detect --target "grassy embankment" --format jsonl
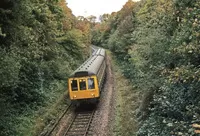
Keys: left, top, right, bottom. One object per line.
{"left": 109, "top": 52, "right": 141, "bottom": 136}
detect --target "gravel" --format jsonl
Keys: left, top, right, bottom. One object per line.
{"left": 92, "top": 53, "right": 117, "bottom": 136}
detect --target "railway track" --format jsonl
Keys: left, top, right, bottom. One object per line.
{"left": 41, "top": 103, "right": 73, "bottom": 136}
{"left": 64, "top": 106, "right": 96, "bottom": 136}
{"left": 40, "top": 103, "right": 96, "bottom": 136}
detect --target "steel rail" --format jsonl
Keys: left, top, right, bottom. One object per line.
{"left": 64, "top": 110, "right": 95, "bottom": 136}
{"left": 64, "top": 111, "right": 78, "bottom": 136}
{"left": 42, "top": 103, "right": 72, "bottom": 136}
{"left": 83, "top": 110, "right": 95, "bottom": 136}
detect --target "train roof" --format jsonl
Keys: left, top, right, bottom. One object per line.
{"left": 70, "top": 48, "right": 106, "bottom": 78}
{"left": 94, "top": 48, "right": 105, "bottom": 56}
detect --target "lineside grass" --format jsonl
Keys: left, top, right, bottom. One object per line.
{"left": 110, "top": 53, "right": 141, "bottom": 136}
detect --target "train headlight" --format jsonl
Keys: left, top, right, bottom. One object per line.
{"left": 73, "top": 95, "right": 77, "bottom": 98}
{"left": 91, "top": 93, "right": 95, "bottom": 97}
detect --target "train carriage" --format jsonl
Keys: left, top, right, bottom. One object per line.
{"left": 68, "top": 48, "right": 106, "bottom": 103}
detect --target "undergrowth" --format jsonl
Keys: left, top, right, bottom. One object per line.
{"left": 111, "top": 53, "right": 140, "bottom": 136}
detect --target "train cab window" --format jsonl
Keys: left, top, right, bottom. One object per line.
{"left": 71, "top": 80, "right": 78, "bottom": 91}
{"left": 88, "top": 78, "right": 95, "bottom": 89}
{"left": 79, "top": 79, "right": 86, "bottom": 90}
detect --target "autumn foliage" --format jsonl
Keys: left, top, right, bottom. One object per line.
{"left": 0, "top": 0, "right": 90, "bottom": 135}
{"left": 91, "top": 0, "right": 200, "bottom": 135}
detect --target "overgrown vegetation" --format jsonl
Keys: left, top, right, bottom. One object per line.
{"left": 0, "top": 0, "right": 92, "bottom": 135}
{"left": 92, "top": 0, "right": 200, "bottom": 135}
{"left": 1, "top": 0, "right": 200, "bottom": 135}
{"left": 111, "top": 53, "right": 140, "bottom": 136}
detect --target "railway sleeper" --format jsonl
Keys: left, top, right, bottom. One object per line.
{"left": 75, "top": 118, "right": 91, "bottom": 121}
{"left": 66, "top": 131, "right": 86, "bottom": 135}
{"left": 76, "top": 116, "right": 91, "bottom": 119}
{"left": 74, "top": 119, "right": 90, "bottom": 122}
{"left": 77, "top": 112, "right": 93, "bottom": 115}
{"left": 71, "top": 124, "right": 87, "bottom": 128}
{"left": 66, "top": 134, "right": 85, "bottom": 136}
{"left": 69, "top": 127, "right": 87, "bottom": 131}
{"left": 73, "top": 122, "right": 88, "bottom": 125}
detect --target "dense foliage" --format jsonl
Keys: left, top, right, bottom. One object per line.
{"left": 0, "top": 0, "right": 91, "bottom": 135}
{"left": 92, "top": 0, "right": 200, "bottom": 135}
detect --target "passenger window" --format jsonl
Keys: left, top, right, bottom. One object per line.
{"left": 71, "top": 80, "right": 78, "bottom": 91}
{"left": 79, "top": 80, "right": 86, "bottom": 90}
{"left": 88, "top": 78, "right": 95, "bottom": 89}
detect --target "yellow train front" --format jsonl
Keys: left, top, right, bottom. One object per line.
{"left": 68, "top": 48, "right": 106, "bottom": 104}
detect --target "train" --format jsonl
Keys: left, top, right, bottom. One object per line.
{"left": 68, "top": 47, "right": 106, "bottom": 104}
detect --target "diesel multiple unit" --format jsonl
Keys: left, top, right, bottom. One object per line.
{"left": 68, "top": 48, "right": 106, "bottom": 103}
